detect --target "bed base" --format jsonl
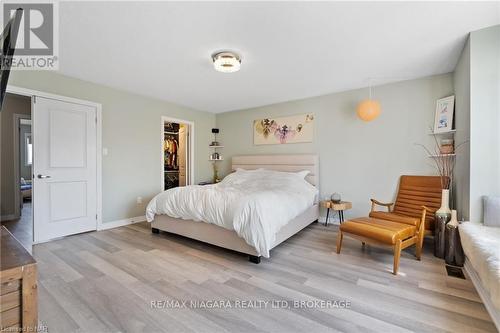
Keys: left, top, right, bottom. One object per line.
{"left": 151, "top": 204, "right": 319, "bottom": 263}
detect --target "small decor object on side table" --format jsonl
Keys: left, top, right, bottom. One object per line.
{"left": 330, "top": 192, "right": 341, "bottom": 203}
{"left": 321, "top": 200, "right": 352, "bottom": 226}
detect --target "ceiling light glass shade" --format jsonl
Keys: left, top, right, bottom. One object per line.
{"left": 212, "top": 52, "right": 241, "bottom": 73}
{"left": 357, "top": 99, "right": 381, "bottom": 122}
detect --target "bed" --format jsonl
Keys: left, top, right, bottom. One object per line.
{"left": 147, "top": 154, "right": 319, "bottom": 263}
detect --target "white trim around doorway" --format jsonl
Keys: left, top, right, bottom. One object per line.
{"left": 160, "top": 116, "right": 195, "bottom": 191}
{"left": 6, "top": 85, "right": 103, "bottom": 240}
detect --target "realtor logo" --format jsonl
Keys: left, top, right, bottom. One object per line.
{"left": 1, "top": 1, "right": 58, "bottom": 69}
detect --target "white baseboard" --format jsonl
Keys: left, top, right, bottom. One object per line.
{"left": 98, "top": 215, "right": 146, "bottom": 231}
{"left": 463, "top": 258, "right": 500, "bottom": 330}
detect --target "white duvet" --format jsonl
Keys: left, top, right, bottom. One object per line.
{"left": 146, "top": 169, "right": 318, "bottom": 257}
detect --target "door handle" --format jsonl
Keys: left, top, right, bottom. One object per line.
{"left": 37, "top": 174, "right": 51, "bottom": 179}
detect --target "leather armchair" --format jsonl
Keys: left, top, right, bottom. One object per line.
{"left": 337, "top": 175, "right": 444, "bottom": 274}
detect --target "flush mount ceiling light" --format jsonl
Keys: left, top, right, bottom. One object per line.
{"left": 212, "top": 51, "right": 241, "bottom": 73}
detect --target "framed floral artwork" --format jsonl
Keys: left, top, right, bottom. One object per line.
{"left": 433, "top": 96, "right": 455, "bottom": 133}
{"left": 254, "top": 113, "right": 314, "bottom": 145}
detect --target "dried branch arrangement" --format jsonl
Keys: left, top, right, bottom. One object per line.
{"left": 415, "top": 126, "right": 468, "bottom": 190}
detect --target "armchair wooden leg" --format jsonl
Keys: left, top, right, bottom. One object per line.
{"left": 416, "top": 238, "right": 422, "bottom": 260}
{"left": 336, "top": 231, "right": 343, "bottom": 254}
{"left": 393, "top": 239, "right": 402, "bottom": 275}
{"left": 416, "top": 235, "right": 424, "bottom": 260}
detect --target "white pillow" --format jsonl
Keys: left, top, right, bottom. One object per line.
{"left": 255, "top": 168, "right": 310, "bottom": 179}
{"left": 483, "top": 196, "right": 500, "bottom": 227}
{"left": 234, "top": 168, "right": 310, "bottom": 179}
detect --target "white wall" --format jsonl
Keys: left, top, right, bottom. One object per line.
{"left": 8, "top": 71, "right": 216, "bottom": 223}
{"left": 216, "top": 74, "right": 454, "bottom": 220}
{"left": 453, "top": 38, "right": 471, "bottom": 220}
{"left": 469, "top": 25, "right": 500, "bottom": 222}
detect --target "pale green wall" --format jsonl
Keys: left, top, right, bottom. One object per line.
{"left": 6, "top": 70, "right": 459, "bottom": 223}
{"left": 453, "top": 37, "right": 471, "bottom": 221}
{"left": 469, "top": 25, "right": 500, "bottom": 222}
{"left": 8, "top": 71, "right": 216, "bottom": 222}
{"left": 216, "top": 74, "right": 454, "bottom": 220}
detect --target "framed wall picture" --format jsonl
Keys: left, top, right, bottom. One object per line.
{"left": 433, "top": 96, "right": 455, "bottom": 133}
{"left": 254, "top": 113, "right": 314, "bottom": 145}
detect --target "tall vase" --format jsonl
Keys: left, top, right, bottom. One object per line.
{"left": 445, "top": 210, "right": 465, "bottom": 266}
{"left": 434, "top": 189, "right": 451, "bottom": 258}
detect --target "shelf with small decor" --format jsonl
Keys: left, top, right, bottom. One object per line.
{"left": 428, "top": 95, "right": 458, "bottom": 157}
{"left": 209, "top": 128, "right": 223, "bottom": 183}
{"left": 428, "top": 128, "right": 456, "bottom": 158}
{"left": 429, "top": 129, "right": 456, "bottom": 154}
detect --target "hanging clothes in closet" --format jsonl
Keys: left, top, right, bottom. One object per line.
{"left": 164, "top": 135, "right": 179, "bottom": 170}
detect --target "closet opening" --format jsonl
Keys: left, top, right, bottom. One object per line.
{"left": 162, "top": 117, "right": 193, "bottom": 190}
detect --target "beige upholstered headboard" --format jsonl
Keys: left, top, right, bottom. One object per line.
{"left": 231, "top": 154, "right": 319, "bottom": 186}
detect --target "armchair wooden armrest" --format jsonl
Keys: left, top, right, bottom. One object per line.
{"left": 418, "top": 205, "right": 434, "bottom": 230}
{"left": 419, "top": 205, "right": 431, "bottom": 226}
{"left": 421, "top": 205, "right": 432, "bottom": 213}
{"left": 370, "top": 199, "right": 394, "bottom": 212}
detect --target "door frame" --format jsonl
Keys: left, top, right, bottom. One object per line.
{"left": 160, "top": 116, "right": 195, "bottom": 191}
{"left": 6, "top": 85, "right": 103, "bottom": 241}
{"left": 12, "top": 113, "right": 31, "bottom": 221}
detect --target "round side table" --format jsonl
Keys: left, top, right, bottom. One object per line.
{"left": 320, "top": 201, "right": 352, "bottom": 226}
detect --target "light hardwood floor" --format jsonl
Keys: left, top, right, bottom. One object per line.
{"left": 1, "top": 201, "right": 32, "bottom": 251}
{"left": 31, "top": 222, "right": 496, "bottom": 333}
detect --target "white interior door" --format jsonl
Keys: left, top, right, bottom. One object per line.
{"left": 33, "top": 97, "right": 97, "bottom": 242}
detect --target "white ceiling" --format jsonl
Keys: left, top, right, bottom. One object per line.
{"left": 58, "top": 1, "right": 500, "bottom": 113}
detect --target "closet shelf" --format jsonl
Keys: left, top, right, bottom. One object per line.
{"left": 164, "top": 131, "right": 179, "bottom": 135}
{"left": 209, "top": 145, "right": 224, "bottom": 148}
{"left": 209, "top": 158, "right": 224, "bottom": 161}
